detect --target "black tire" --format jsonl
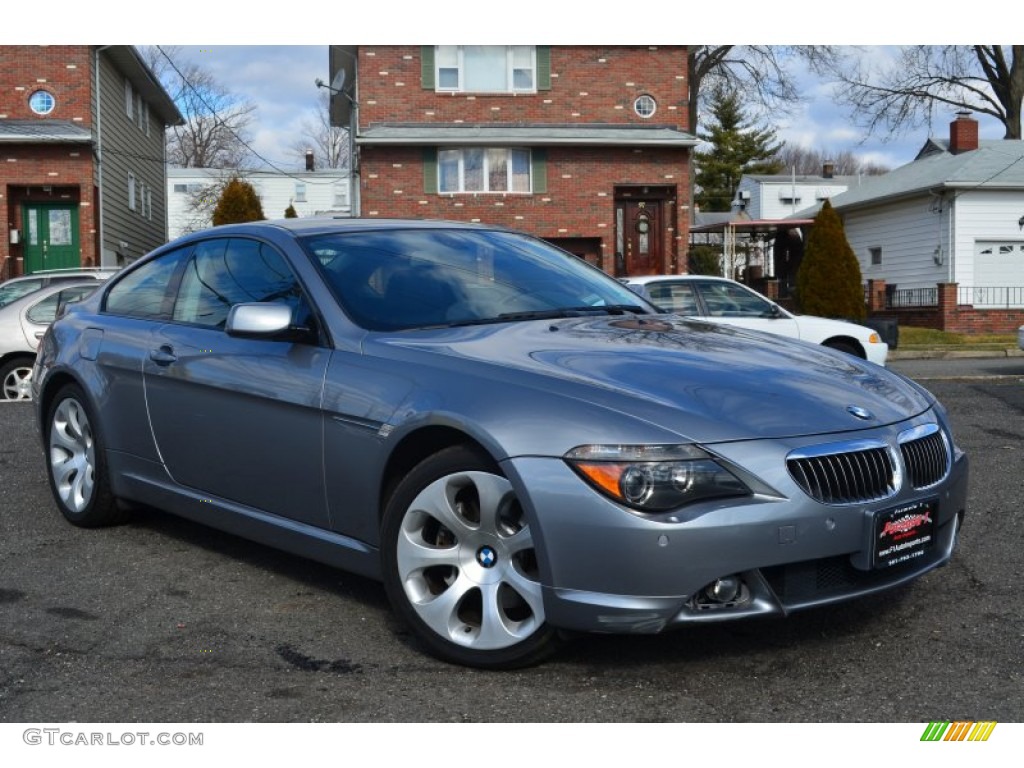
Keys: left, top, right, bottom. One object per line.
{"left": 44, "top": 383, "right": 128, "bottom": 527}
{"left": 381, "top": 445, "right": 561, "bottom": 669}
{"left": 823, "top": 339, "right": 864, "bottom": 359}
{"left": 0, "top": 356, "right": 35, "bottom": 401}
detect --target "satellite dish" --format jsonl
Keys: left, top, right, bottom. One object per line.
{"left": 330, "top": 68, "right": 347, "bottom": 94}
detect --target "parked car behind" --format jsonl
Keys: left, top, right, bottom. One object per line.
{"left": 0, "top": 267, "right": 118, "bottom": 308}
{"left": 1018, "top": 324, "right": 1024, "bottom": 351}
{"left": 33, "top": 219, "right": 966, "bottom": 668}
{"left": 1, "top": 282, "right": 99, "bottom": 400}
{"left": 624, "top": 274, "right": 889, "bottom": 366}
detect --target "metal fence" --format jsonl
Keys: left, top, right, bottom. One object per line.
{"left": 880, "top": 286, "right": 1024, "bottom": 309}
{"left": 958, "top": 286, "right": 1024, "bottom": 308}
{"left": 886, "top": 287, "right": 938, "bottom": 308}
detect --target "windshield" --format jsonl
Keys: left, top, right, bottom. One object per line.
{"left": 301, "top": 228, "right": 655, "bottom": 331}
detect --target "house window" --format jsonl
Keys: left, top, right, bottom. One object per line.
{"left": 125, "top": 79, "right": 133, "bottom": 118}
{"left": 145, "top": 187, "right": 153, "bottom": 220}
{"left": 294, "top": 183, "right": 307, "bottom": 203}
{"left": 127, "top": 173, "right": 136, "bottom": 211}
{"left": 333, "top": 183, "right": 347, "bottom": 207}
{"left": 435, "top": 46, "right": 536, "bottom": 93}
{"left": 634, "top": 94, "right": 657, "bottom": 119}
{"left": 438, "top": 148, "right": 531, "bottom": 193}
{"left": 870, "top": 247, "right": 882, "bottom": 266}
{"left": 29, "top": 90, "right": 56, "bottom": 115}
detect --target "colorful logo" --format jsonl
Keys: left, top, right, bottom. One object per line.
{"left": 921, "top": 721, "right": 997, "bottom": 741}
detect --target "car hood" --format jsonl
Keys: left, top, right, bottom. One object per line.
{"left": 375, "top": 315, "right": 932, "bottom": 443}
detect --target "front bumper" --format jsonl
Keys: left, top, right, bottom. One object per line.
{"left": 502, "top": 429, "right": 968, "bottom": 635}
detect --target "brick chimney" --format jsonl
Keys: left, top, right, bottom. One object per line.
{"left": 305, "top": 149, "right": 315, "bottom": 171}
{"left": 949, "top": 111, "right": 979, "bottom": 154}
{"left": 822, "top": 161, "right": 835, "bottom": 179}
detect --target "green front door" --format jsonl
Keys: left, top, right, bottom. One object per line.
{"left": 22, "top": 204, "right": 81, "bottom": 273}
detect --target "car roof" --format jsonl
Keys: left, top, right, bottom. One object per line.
{"left": 174, "top": 217, "right": 508, "bottom": 242}
{"left": 0, "top": 268, "right": 117, "bottom": 285}
{"left": 625, "top": 274, "right": 734, "bottom": 284}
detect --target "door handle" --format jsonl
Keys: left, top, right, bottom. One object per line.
{"left": 149, "top": 345, "right": 177, "bottom": 366}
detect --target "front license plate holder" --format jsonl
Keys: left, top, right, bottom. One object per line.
{"left": 872, "top": 499, "right": 938, "bottom": 569}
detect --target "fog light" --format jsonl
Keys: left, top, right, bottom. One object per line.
{"left": 703, "top": 575, "right": 742, "bottom": 604}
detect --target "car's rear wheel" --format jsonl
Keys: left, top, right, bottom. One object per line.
{"left": 381, "top": 445, "right": 560, "bottom": 668}
{"left": 45, "top": 383, "right": 127, "bottom": 527}
{"left": 0, "top": 357, "right": 34, "bottom": 401}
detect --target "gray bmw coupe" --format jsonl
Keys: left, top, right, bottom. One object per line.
{"left": 34, "top": 218, "right": 968, "bottom": 668}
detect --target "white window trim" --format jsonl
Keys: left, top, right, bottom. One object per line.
{"left": 435, "top": 46, "right": 537, "bottom": 94}
{"left": 438, "top": 148, "right": 532, "bottom": 194}
{"left": 294, "top": 182, "right": 307, "bottom": 203}
{"left": 125, "top": 79, "right": 133, "bottom": 118}
{"left": 127, "top": 173, "right": 136, "bottom": 211}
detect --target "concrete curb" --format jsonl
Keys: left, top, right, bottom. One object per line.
{"left": 889, "top": 348, "right": 1024, "bottom": 361}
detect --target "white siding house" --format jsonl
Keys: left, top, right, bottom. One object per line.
{"left": 734, "top": 168, "right": 858, "bottom": 220}
{"left": 830, "top": 114, "right": 1024, "bottom": 301}
{"left": 167, "top": 168, "right": 351, "bottom": 240}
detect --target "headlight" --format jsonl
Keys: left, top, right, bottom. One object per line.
{"left": 564, "top": 444, "right": 750, "bottom": 512}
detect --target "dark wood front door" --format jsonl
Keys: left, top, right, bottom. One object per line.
{"left": 617, "top": 200, "right": 662, "bottom": 276}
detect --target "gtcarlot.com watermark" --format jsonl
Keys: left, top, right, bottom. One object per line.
{"left": 23, "top": 728, "right": 203, "bottom": 747}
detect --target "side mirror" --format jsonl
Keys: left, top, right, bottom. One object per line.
{"left": 226, "top": 303, "right": 296, "bottom": 338}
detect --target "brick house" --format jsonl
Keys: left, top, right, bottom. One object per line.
{"left": 1, "top": 46, "right": 182, "bottom": 279}
{"left": 337, "top": 45, "right": 697, "bottom": 275}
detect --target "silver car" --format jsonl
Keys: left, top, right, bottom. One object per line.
{"left": 0, "top": 281, "right": 99, "bottom": 401}
{"left": 33, "top": 219, "right": 969, "bottom": 668}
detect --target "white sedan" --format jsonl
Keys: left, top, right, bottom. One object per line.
{"left": 1018, "top": 324, "right": 1024, "bottom": 351}
{"left": 624, "top": 274, "right": 889, "bottom": 366}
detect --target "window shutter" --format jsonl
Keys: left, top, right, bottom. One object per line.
{"left": 423, "top": 148, "right": 438, "bottom": 193}
{"left": 536, "top": 46, "right": 551, "bottom": 91}
{"left": 421, "top": 46, "right": 435, "bottom": 90}
{"left": 531, "top": 149, "right": 547, "bottom": 193}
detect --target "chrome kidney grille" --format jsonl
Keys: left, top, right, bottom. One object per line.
{"left": 898, "top": 424, "right": 950, "bottom": 489}
{"left": 787, "top": 425, "right": 951, "bottom": 505}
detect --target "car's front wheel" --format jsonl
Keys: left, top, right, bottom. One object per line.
{"left": 381, "top": 445, "right": 560, "bottom": 668}
{"left": 45, "top": 383, "right": 127, "bottom": 527}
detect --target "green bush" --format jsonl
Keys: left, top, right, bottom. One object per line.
{"left": 212, "top": 177, "right": 266, "bottom": 226}
{"left": 795, "top": 200, "right": 865, "bottom": 320}
{"left": 688, "top": 245, "right": 722, "bottom": 275}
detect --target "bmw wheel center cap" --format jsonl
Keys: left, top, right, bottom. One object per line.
{"left": 476, "top": 546, "right": 498, "bottom": 568}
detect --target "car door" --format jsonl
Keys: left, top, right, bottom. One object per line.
{"left": 692, "top": 280, "right": 800, "bottom": 339}
{"left": 142, "top": 237, "right": 332, "bottom": 529}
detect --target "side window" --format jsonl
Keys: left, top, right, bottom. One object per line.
{"left": 646, "top": 282, "right": 699, "bottom": 315}
{"left": 105, "top": 248, "right": 190, "bottom": 319}
{"left": 172, "top": 238, "right": 311, "bottom": 331}
{"left": 26, "top": 286, "right": 97, "bottom": 324}
{"left": 697, "top": 282, "right": 772, "bottom": 317}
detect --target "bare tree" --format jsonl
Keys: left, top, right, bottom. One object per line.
{"left": 687, "top": 46, "right": 841, "bottom": 138}
{"left": 774, "top": 145, "right": 890, "bottom": 176}
{"left": 830, "top": 45, "right": 1024, "bottom": 140}
{"left": 288, "top": 92, "right": 349, "bottom": 170}
{"left": 146, "top": 46, "right": 258, "bottom": 169}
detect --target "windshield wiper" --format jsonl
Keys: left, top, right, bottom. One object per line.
{"left": 411, "top": 304, "right": 649, "bottom": 330}
{"left": 497, "top": 304, "right": 647, "bottom": 321}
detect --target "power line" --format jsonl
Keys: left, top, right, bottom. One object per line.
{"left": 155, "top": 45, "right": 344, "bottom": 186}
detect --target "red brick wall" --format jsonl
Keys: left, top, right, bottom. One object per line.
{"left": 358, "top": 46, "right": 689, "bottom": 128}
{"left": 0, "top": 45, "right": 93, "bottom": 125}
{"left": 356, "top": 46, "right": 692, "bottom": 274}
{"left": 868, "top": 280, "right": 1024, "bottom": 334}
{"left": 1, "top": 46, "right": 95, "bottom": 275}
